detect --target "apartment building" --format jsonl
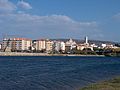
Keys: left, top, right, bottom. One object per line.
{"left": 35, "top": 39, "right": 46, "bottom": 51}
{"left": 46, "top": 40, "right": 53, "bottom": 53}
{"left": 53, "top": 41, "right": 65, "bottom": 52}
{"left": 2, "top": 38, "right": 32, "bottom": 51}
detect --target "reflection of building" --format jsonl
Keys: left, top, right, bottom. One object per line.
{"left": 2, "top": 38, "right": 32, "bottom": 51}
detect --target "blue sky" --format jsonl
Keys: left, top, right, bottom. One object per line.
{"left": 0, "top": 0, "right": 120, "bottom": 42}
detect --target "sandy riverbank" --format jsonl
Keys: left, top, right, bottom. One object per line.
{"left": 0, "top": 52, "right": 104, "bottom": 56}
{"left": 80, "top": 76, "right": 120, "bottom": 90}
{"left": 0, "top": 52, "right": 50, "bottom": 56}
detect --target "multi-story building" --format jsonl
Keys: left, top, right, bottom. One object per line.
{"left": 32, "top": 39, "right": 54, "bottom": 53}
{"left": 46, "top": 40, "right": 53, "bottom": 53}
{"left": 2, "top": 38, "right": 32, "bottom": 52}
{"left": 65, "top": 38, "right": 77, "bottom": 53}
{"left": 52, "top": 41, "right": 65, "bottom": 53}
{"left": 0, "top": 43, "right": 2, "bottom": 50}
{"left": 35, "top": 39, "right": 46, "bottom": 51}
{"left": 60, "top": 41, "right": 65, "bottom": 51}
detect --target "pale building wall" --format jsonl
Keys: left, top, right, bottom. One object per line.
{"left": 77, "top": 45, "right": 85, "bottom": 50}
{"left": 60, "top": 42, "right": 65, "bottom": 51}
{"left": 36, "top": 40, "right": 46, "bottom": 50}
{"left": 0, "top": 44, "right": 2, "bottom": 49}
{"left": 2, "top": 38, "right": 31, "bottom": 51}
{"left": 46, "top": 41, "right": 53, "bottom": 52}
{"left": 22, "top": 40, "right": 31, "bottom": 50}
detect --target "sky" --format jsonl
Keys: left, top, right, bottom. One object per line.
{"left": 0, "top": 0, "right": 120, "bottom": 42}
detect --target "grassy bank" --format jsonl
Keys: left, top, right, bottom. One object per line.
{"left": 80, "top": 77, "right": 120, "bottom": 90}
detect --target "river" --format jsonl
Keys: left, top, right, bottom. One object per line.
{"left": 0, "top": 56, "right": 120, "bottom": 90}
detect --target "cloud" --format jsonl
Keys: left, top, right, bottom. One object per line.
{"left": 113, "top": 13, "right": 120, "bottom": 20}
{"left": 0, "top": 13, "right": 99, "bottom": 39}
{"left": 0, "top": 0, "right": 16, "bottom": 12}
{"left": 0, "top": 0, "right": 32, "bottom": 13}
{"left": 17, "top": 0, "right": 32, "bottom": 10}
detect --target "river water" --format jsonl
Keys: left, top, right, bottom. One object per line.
{"left": 0, "top": 56, "right": 120, "bottom": 90}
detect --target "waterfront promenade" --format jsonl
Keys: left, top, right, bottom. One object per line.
{"left": 0, "top": 52, "right": 104, "bottom": 56}
{"left": 0, "top": 52, "right": 49, "bottom": 56}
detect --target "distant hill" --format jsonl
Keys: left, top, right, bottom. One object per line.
{"left": 1, "top": 38, "right": 118, "bottom": 46}
{"left": 51, "top": 39, "right": 118, "bottom": 45}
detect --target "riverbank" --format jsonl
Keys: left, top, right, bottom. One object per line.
{"left": 0, "top": 52, "right": 104, "bottom": 56}
{"left": 0, "top": 52, "right": 50, "bottom": 56}
{"left": 80, "top": 77, "right": 120, "bottom": 90}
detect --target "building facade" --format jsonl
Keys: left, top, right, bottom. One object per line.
{"left": 65, "top": 38, "right": 77, "bottom": 53}
{"left": 2, "top": 38, "right": 32, "bottom": 52}
{"left": 52, "top": 41, "right": 65, "bottom": 53}
{"left": 46, "top": 40, "right": 53, "bottom": 53}
{"left": 35, "top": 39, "right": 46, "bottom": 51}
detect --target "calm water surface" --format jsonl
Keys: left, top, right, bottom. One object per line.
{"left": 0, "top": 56, "right": 120, "bottom": 90}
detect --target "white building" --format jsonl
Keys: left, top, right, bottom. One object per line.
{"left": 77, "top": 44, "right": 94, "bottom": 51}
{"left": 35, "top": 39, "right": 46, "bottom": 51}
{"left": 90, "top": 44, "right": 98, "bottom": 48}
{"left": 65, "top": 38, "right": 77, "bottom": 53}
{"left": 101, "top": 43, "right": 118, "bottom": 49}
{"left": 77, "top": 36, "right": 94, "bottom": 51}
{"left": 101, "top": 44, "right": 107, "bottom": 48}
{"left": 0, "top": 43, "right": 2, "bottom": 50}
{"left": 60, "top": 42, "right": 65, "bottom": 51}
{"left": 77, "top": 44, "right": 86, "bottom": 51}
{"left": 65, "top": 38, "right": 76, "bottom": 49}
{"left": 53, "top": 41, "right": 65, "bottom": 52}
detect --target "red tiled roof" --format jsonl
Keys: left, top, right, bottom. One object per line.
{"left": 14, "top": 38, "right": 31, "bottom": 41}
